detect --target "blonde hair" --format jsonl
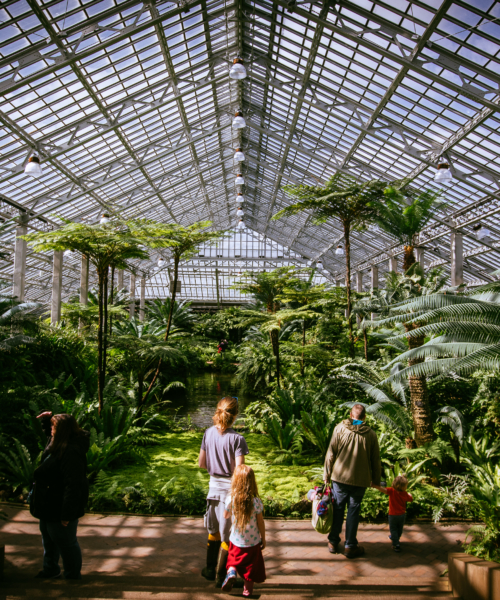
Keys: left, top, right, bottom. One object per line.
{"left": 213, "top": 397, "right": 238, "bottom": 432}
{"left": 393, "top": 474, "right": 408, "bottom": 492}
{"left": 230, "top": 465, "right": 260, "bottom": 532}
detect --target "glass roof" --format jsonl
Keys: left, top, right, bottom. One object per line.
{"left": 1, "top": 0, "right": 499, "bottom": 303}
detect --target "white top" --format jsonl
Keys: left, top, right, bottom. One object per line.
{"left": 224, "top": 495, "right": 264, "bottom": 548}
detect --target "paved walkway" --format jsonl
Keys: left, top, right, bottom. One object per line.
{"left": 1, "top": 505, "right": 467, "bottom": 583}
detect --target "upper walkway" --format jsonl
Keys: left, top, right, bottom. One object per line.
{"left": 0, "top": 505, "right": 468, "bottom": 599}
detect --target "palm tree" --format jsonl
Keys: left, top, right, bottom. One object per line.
{"left": 140, "top": 221, "right": 225, "bottom": 406}
{"left": 23, "top": 218, "right": 177, "bottom": 415}
{"left": 374, "top": 189, "right": 446, "bottom": 272}
{"left": 381, "top": 281, "right": 500, "bottom": 384}
{"left": 0, "top": 284, "right": 40, "bottom": 349}
{"left": 147, "top": 298, "right": 197, "bottom": 332}
{"left": 273, "top": 173, "right": 390, "bottom": 356}
{"left": 112, "top": 318, "right": 186, "bottom": 415}
{"left": 237, "top": 306, "right": 316, "bottom": 388}
{"left": 372, "top": 265, "right": 453, "bottom": 446}
{"left": 277, "top": 270, "right": 326, "bottom": 375}
{"left": 232, "top": 268, "right": 302, "bottom": 386}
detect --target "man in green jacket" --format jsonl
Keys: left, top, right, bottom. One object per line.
{"left": 323, "top": 404, "right": 381, "bottom": 558}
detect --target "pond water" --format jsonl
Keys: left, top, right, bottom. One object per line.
{"left": 168, "top": 372, "right": 254, "bottom": 428}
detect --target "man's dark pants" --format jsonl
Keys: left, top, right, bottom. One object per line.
{"left": 40, "top": 519, "right": 82, "bottom": 579}
{"left": 328, "top": 482, "right": 366, "bottom": 549}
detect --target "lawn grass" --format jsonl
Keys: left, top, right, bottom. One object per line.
{"left": 110, "top": 431, "right": 321, "bottom": 503}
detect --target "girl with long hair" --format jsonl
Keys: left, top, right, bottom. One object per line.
{"left": 30, "top": 411, "right": 90, "bottom": 580}
{"left": 222, "top": 465, "right": 266, "bottom": 597}
{"left": 199, "top": 397, "right": 249, "bottom": 586}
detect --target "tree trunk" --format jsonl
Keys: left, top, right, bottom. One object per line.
{"left": 109, "top": 265, "right": 115, "bottom": 336}
{"left": 97, "top": 267, "right": 105, "bottom": 416}
{"left": 406, "top": 326, "right": 435, "bottom": 446}
{"left": 344, "top": 223, "right": 354, "bottom": 358}
{"left": 139, "top": 254, "right": 180, "bottom": 412}
{"left": 301, "top": 320, "right": 306, "bottom": 377}
{"left": 405, "top": 438, "right": 417, "bottom": 449}
{"left": 270, "top": 328, "right": 280, "bottom": 389}
{"left": 102, "top": 267, "right": 109, "bottom": 401}
{"left": 403, "top": 246, "right": 416, "bottom": 273}
{"left": 363, "top": 328, "right": 368, "bottom": 361}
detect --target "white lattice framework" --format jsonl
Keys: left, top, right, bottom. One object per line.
{"left": 0, "top": 0, "right": 499, "bottom": 302}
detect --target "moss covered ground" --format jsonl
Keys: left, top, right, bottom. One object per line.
{"left": 111, "top": 431, "right": 320, "bottom": 504}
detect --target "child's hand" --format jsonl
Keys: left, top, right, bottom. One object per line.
{"left": 261, "top": 540, "right": 266, "bottom": 550}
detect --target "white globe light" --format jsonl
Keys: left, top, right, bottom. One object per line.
{"left": 237, "top": 219, "right": 245, "bottom": 230}
{"left": 237, "top": 208, "right": 244, "bottom": 217}
{"left": 234, "top": 148, "right": 245, "bottom": 162}
{"left": 236, "top": 193, "right": 244, "bottom": 203}
{"left": 335, "top": 245, "right": 345, "bottom": 256}
{"left": 316, "top": 261, "right": 324, "bottom": 270}
{"left": 158, "top": 258, "right": 165, "bottom": 267}
{"left": 477, "top": 225, "right": 490, "bottom": 241}
{"left": 229, "top": 58, "right": 247, "bottom": 80}
{"left": 100, "top": 214, "right": 110, "bottom": 224}
{"left": 235, "top": 174, "right": 245, "bottom": 185}
{"left": 63, "top": 250, "right": 73, "bottom": 258}
{"left": 25, "top": 155, "right": 43, "bottom": 178}
{"left": 434, "top": 160, "right": 453, "bottom": 183}
{"left": 232, "top": 112, "right": 246, "bottom": 129}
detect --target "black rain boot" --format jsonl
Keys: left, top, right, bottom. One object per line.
{"left": 201, "top": 539, "right": 221, "bottom": 581}
{"left": 215, "top": 545, "right": 228, "bottom": 588}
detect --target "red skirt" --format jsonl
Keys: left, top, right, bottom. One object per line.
{"left": 227, "top": 541, "right": 266, "bottom": 583}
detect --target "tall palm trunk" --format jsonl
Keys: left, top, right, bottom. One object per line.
{"left": 363, "top": 328, "right": 368, "bottom": 361}
{"left": 344, "top": 223, "right": 355, "bottom": 358}
{"left": 270, "top": 328, "right": 281, "bottom": 389}
{"left": 403, "top": 246, "right": 416, "bottom": 273}
{"left": 109, "top": 265, "right": 115, "bottom": 336}
{"left": 139, "top": 253, "right": 180, "bottom": 413}
{"left": 96, "top": 265, "right": 109, "bottom": 416}
{"left": 301, "top": 320, "right": 306, "bottom": 377}
{"left": 406, "top": 324, "right": 435, "bottom": 446}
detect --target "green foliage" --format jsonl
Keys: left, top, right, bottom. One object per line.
{"left": 399, "top": 439, "right": 456, "bottom": 480}
{"left": 300, "top": 410, "right": 336, "bottom": 459}
{"left": 0, "top": 438, "right": 41, "bottom": 494}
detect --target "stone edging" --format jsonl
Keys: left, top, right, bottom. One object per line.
{"left": 449, "top": 552, "right": 500, "bottom": 600}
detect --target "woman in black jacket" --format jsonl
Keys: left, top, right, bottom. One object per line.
{"left": 31, "top": 411, "right": 90, "bottom": 580}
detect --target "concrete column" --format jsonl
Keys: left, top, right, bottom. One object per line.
{"left": 12, "top": 218, "right": 28, "bottom": 301}
{"left": 416, "top": 247, "right": 425, "bottom": 269}
{"left": 389, "top": 255, "right": 398, "bottom": 273}
{"left": 356, "top": 271, "right": 363, "bottom": 293}
{"left": 370, "top": 265, "right": 379, "bottom": 290}
{"left": 117, "top": 269, "right": 124, "bottom": 292}
{"left": 129, "top": 273, "right": 136, "bottom": 318}
{"left": 79, "top": 255, "right": 89, "bottom": 305}
{"left": 51, "top": 251, "right": 63, "bottom": 325}
{"left": 451, "top": 230, "right": 464, "bottom": 287}
{"left": 139, "top": 277, "right": 146, "bottom": 321}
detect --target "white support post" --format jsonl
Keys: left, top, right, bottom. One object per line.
{"left": 79, "top": 255, "right": 89, "bottom": 330}
{"left": 389, "top": 255, "right": 398, "bottom": 273}
{"left": 139, "top": 277, "right": 146, "bottom": 321}
{"left": 129, "top": 273, "right": 136, "bottom": 319}
{"left": 51, "top": 251, "right": 63, "bottom": 325}
{"left": 356, "top": 272, "right": 363, "bottom": 293}
{"left": 416, "top": 247, "right": 425, "bottom": 269}
{"left": 117, "top": 269, "right": 124, "bottom": 292}
{"left": 451, "top": 230, "right": 464, "bottom": 287}
{"left": 12, "top": 217, "right": 28, "bottom": 301}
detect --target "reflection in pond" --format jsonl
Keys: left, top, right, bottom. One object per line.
{"left": 167, "top": 372, "right": 254, "bottom": 428}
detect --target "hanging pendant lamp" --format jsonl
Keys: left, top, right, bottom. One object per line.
{"left": 100, "top": 214, "right": 110, "bottom": 224}
{"left": 25, "top": 154, "right": 43, "bottom": 178}
{"left": 237, "top": 208, "right": 244, "bottom": 217}
{"left": 434, "top": 157, "right": 453, "bottom": 183}
{"left": 158, "top": 258, "right": 165, "bottom": 268}
{"left": 234, "top": 148, "right": 245, "bottom": 162}
{"left": 235, "top": 173, "right": 245, "bottom": 185}
{"left": 232, "top": 111, "right": 246, "bottom": 129}
{"left": 335, "top": 245, "right": 345, "bottom": 256}
{"left": 237, "top": 219, "right": 245, "bottom": 230}
{"left": 229, "top": 57, "right": 247, "bottom": 80}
